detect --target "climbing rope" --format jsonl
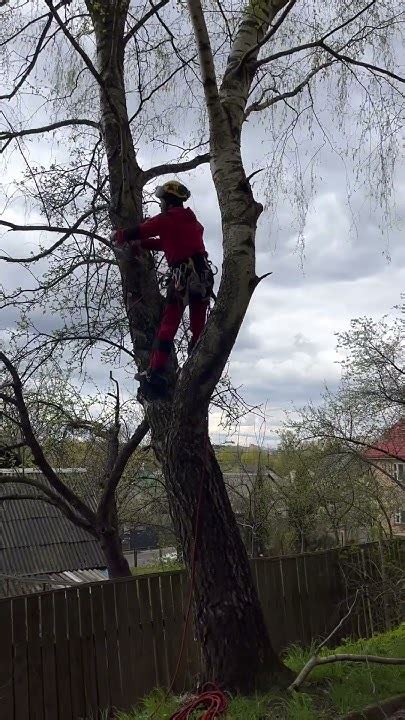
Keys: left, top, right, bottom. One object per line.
{"left": 169, "top": 684, "right": 229, "bottom": 720}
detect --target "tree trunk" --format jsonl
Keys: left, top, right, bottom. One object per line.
{"left": 162, "top": 411, "right": 291, "bottom": 692}
{"left": 100, "top": 525, "right": 131, "bottom": 578}
{"left": 89, "top": 0, "right": 291, "bottom": 690}
{"left": 141, "top": 178, "right": 292, "bottom": 688}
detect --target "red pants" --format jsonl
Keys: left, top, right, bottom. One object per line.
{"left": 150, "top": 297, "right": 207, "bottom": 371}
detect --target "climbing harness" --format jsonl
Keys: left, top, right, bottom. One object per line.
{"left": 171, "top": 256, "right": 216, "bottom": 306}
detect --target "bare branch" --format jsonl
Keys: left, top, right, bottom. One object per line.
{"left": 48, "top": 334, "right": 136, "bottom": 360}
{"left": 320, "top": 42, "right": 405, "bottom": 84}
{"left": 258, "top": 15, "right": 405, "bottom": 83}
{"left": 321, "top": 0, "right": 378, "bottom": 43}
{"left": 0, "top": 491, "right": 97, "bottom": 535}
{"left": 317, "top": 590, "right": 359, "bottom": 651}
{"left": 0, "top": 474, "right": 96, "bottom": 533}
{"left": 289, "top": 653, "right": 405, "bottom": 692}
{"left": 0, "top": 13, "right": 53, "bottom": 101}
{"left": 103, "top": 372, "right": 121, "bottom": 482}
{"left": 257, "top": 0, "right": 380, "bottom": 68}
{"left": 109, "top": 371, "right": 121, "bottom": 439}
{"left": 245, "top": 61, "right": 334, "bottom": 117}
{"left": 43, "top": 0, "right": 105, "bottom": 88}
{"left": 98, "top": 418, "right": 150, "bottom": 520}
{"left": 129, "top": 53, "right": 199, "bottom": 123}
{"left": 0, "top": 119, "right": 99, "bottom": 149}
{"left": 143, "top": 152, "right": 210, "bottom": 183}
{"left": 124, "top": 0, "right": 170, "bottom": 46}
{"left": 320, "top": 433, "right": 405, "bottom": 490}
{"left": 257, "top": 40, "right": 319, "bottom": 68}
{"left": 256, "top": 271, "right": 273, "bottom": 283}
{"left": 0, "top": 209, "right": 108, "bottom": 263}
{"left": 0, "top": 9, "right": 50, "bottom": 48}
{"left": 33, "top": 398, "right": 109, "bottom": 438}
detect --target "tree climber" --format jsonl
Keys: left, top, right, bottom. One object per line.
{"left": 112, "top": 181, "right": 214, "bottom": 399}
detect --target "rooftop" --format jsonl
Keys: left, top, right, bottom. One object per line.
{"left": 0, "top": 468, "right": 105, "bottom": 580}
{"left": 363, "top": 420, "right": 405, "bottom": 461}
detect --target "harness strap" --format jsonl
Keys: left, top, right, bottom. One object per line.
{"left": 167, "top": 255, "right": 215, "bottom": 307}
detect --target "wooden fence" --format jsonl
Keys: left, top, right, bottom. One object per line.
{"left": 0, "top": 540, "right": 404, "bottom": 720}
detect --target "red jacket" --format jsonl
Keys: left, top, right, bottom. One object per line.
{"left": 136, "top": 207, "right": 206, "bottom": 267}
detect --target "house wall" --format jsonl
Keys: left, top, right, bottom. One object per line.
{"left": 370, "top": 460, "right": 405, "bottom": 537}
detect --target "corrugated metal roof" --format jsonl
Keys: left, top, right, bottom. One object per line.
{"left": 0, "top": 468, "right": 87, "bottom": 475}
{"left": 0, "top": 542, "right": 105, "bottom": 574}
{"left": 0, "top": 471, "right": 105, "bottom": 578}
{"left": 0, "top": 568, "right": 108, "bottom": 598}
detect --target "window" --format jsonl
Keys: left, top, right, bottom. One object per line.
{"left": 393, "top": 510, "right": 405, "bottom": 525}
{"left": 394, "top": 463, "right": 405, "bottom": 482}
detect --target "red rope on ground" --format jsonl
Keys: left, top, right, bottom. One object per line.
{"left": 169, "top": 685, "right": 229, "bottom": 720}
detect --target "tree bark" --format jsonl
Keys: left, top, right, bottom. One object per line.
{"left": 87, "top": 0, "right": 291, "bottom": 691}
{"left": 99, "top": 522, "right": 131, "bottom": 578}
{"left": 100, "top": 528, "right": 132, "bottom": 580}
{"left": 162, "top": 412, "right": 291, "bottom": 691}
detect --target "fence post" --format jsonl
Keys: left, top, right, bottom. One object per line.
{"left": 378, "top": 539, "right": 390, "bottom": 631}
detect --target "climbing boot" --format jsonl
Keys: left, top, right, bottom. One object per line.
{"left": 135, "top": 369, "right": 168, "bottom": 400}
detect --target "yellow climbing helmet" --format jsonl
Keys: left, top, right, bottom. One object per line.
{"left": 155, "top": 180, "right": 191, "bottom": 201}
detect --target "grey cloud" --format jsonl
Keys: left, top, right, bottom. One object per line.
{"left": 232, "top": 377, "right": 338, "bottom": 409}
{"left": 293, "top": 334, "right": 318, "bottom": 356}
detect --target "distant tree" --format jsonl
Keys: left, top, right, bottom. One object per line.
{"left": 293, "top": 311, "right": 405, "bottom": 492}
{"left": 225, "top": 460, "right": 276, "bottom": 557}
{"left": 1, "top": 357, "right": 148, "bottom": 576}
{"left": 269, "top": 432, "right": 398, "bottom": 551}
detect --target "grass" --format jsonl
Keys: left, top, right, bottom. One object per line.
{"left": 287, "top": 623, "right": 405, "bottom": 716}
{"left": 116, "top": 624, "right": 405, "bottom": 719}
{"left": 131, "top": 560, "right": 184, "bottom": 577}
{"left": 116, "top": 690, "right": 320, "bottom": 719}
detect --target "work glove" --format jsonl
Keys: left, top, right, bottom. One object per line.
{"left": 110, "top": 228, "right": 141, "bottom": 246}
{"left": 110, "top": 228, "right": 141, "bottom": 261}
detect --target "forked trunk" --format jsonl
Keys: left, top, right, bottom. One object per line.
{"left": 100, "top": 525, "right": 131, "bottom": 579}
{"left": 89, "top": 0, "right": 291, "bottom": 689}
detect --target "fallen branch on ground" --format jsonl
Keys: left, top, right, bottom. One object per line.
{"left": 288, "top": 653, "right": 405, "bottom": 691}
{"left": 288, "top": 587, "right": 405, "bottom": 691}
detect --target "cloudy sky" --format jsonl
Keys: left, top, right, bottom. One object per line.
{"left": 183, "top": 152, "right": 405, "bottom": 444}
{"left": 2, "top": 108, "right": 404, "bottom": 448}
{"left": 1, "top": 2, "right": 405, "bottom": 447}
